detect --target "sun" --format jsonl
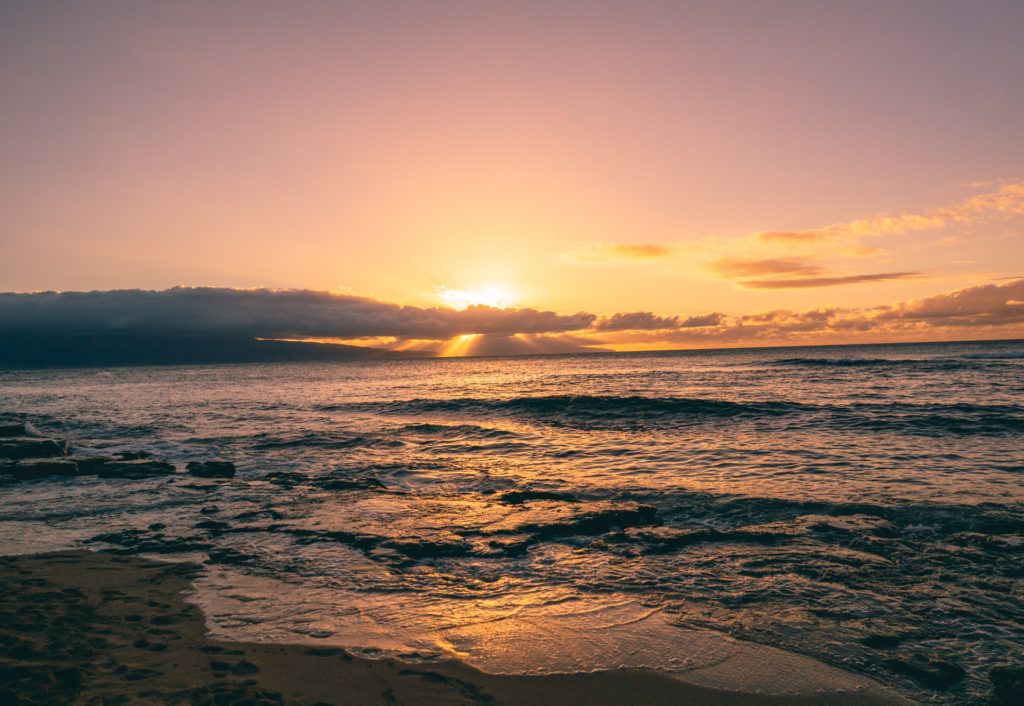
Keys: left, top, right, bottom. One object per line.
{"left": 438, "top": 284, "right": 517, "bottom": 309}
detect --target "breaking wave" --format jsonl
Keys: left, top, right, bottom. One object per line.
{"left": 331, "top": 395, "right": 806, "bottom": 424}
{"left": 323, "top": 395, "right": 1024, "bottom": 436}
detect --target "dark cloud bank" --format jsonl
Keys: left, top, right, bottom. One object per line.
{"left": 0, "top": 282, "right": 1022, "bottom": 366}
{"left": 0, "top": 288, "right": 599, "bottom": 366}
{"left": 0, "top": 288, "right": 594, "bottom": 339}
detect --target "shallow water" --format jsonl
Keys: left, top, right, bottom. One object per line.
{"left": 1, "top": 339, "right": 1023, "bottom": 703}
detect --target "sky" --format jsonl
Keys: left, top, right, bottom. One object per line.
{"left": 1, "top": 1, "right": 1023, "bottom": 353}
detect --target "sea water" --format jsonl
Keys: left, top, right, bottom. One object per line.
{"left": 1, "top": 339, "right": 1022, "bottom": 702}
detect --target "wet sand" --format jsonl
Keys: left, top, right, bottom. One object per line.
{"left": 0, "top": 550, "right": 911, "bottom": 705}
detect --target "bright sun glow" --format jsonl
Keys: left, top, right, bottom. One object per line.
{"left": 438, "top": 284, "right": 517, "bottom": 309}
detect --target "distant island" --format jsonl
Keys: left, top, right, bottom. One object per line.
{"left": 0, "top": 334, "right": 426, "bottom": 369}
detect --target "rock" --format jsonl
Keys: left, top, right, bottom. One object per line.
{"left": 498, "top": 489, "right": 577, "bottom": 504}
{"left": 205, "top": 547, "right": 257, "bottom": 566}
{"left": 304, "top": 647, "right": 352, "bottom": 659}
{"left": 230, "top": 660, "right": 260, "bottom": 675}
{"left": 860, "top": 634, "right": 904, "bottom": 649}
{"left": 885, "top": 656, "right": 966, "bottom": 690}
{"left": 381, "top": 537, "right": 475, "bottom": 559}
{"left": 71, "top": 456, "right": 114, "bottom": 475}
{"left": 114, "top": 450, "right": 153, "bottom": 460}
{"left": 629, "top": 525, "right": 795, "bottom": 554}
{"left": 0, "top": 437, "right": 69, "bottom": 460}
{"left": 0, "top": 459, "right": 79, "bottom": 480}
{"left": 319, "top": 477, "right": 384, "bottom": 491}
{"left": 88, "top": 528, "right": 210, "bottom": 553}
{"left": 97, "top": 460, "right": 176, "bottom": 478}
{"left": 991, "top": 665, "right": 1024, "bottom": 705}
{"left": 517, "top": 504, "right": 659, "bottom": 540}
{"left": 186, "top": 461, "right": 236, "bottom": 479}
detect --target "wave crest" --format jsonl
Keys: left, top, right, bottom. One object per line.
{"left": 332, "top": 395, "right": 805, "bottom": 426}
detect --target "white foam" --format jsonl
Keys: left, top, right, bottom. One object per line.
{"left": 190, "top": 567, "right": 884, "bottom": 697}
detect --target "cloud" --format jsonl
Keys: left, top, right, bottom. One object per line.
{"left": 0, "top": 287, "right": 595, "bottom": 339}
{"left": 757, "top": 230, "right": 827, "bottom": 244}
{"left": 679, "top": 312, "right": 725, "bottom": 328}
{"left": 884, "top": 278, "right": 1024, "bottom": 326}
{"left": 757, "top": 181, "right": 1024, "bottom": 246}
{"left": 594, "top": 311, "right": 679, "bottom": 331}
{"left": 563, "top": 242, "right": 672, "bottom": 264}
{"left": 2, "top": 280, "right": 1022, "bottom": 354}
{"left": 737, "top": 271, "right": 923, "bottom": 289}
{"left": 842, "top": 245, "right": 884, "bottom": 257}
{"left": 593, "top": 311, "right": 726, "bottom": 332}
{"left": 708, "top": 254, "right": 915, "bottom": 290}
{"left": 710, "top": 257, "right": 823, "bottom": 278}
{"left": 593, "top": 279, "right": 1024, "bottom": 347}
{"left": 558, "top": 182, "right": 1023, "bottom": 296}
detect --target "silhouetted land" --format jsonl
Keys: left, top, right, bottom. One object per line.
{"left": 0, "top": 335, "right": 425, "bottom": 369}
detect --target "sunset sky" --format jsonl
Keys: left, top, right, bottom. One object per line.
{"left": 2, "top": 1, "right": 1023, "bottom": 353}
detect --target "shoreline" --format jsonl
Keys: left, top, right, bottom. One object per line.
{"left": 0, "top": 549, "right": 910, "bottom": 705}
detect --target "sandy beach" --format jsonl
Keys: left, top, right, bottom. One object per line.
{"left": 0, "top": 550, "right": 910, "bottom": 706}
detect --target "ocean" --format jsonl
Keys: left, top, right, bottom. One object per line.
{"left": 1, "top": 339, "right": 1022, "bottom": 703}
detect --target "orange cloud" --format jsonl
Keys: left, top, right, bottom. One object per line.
{"left": 757, "top": 181, "right": 1024, "bottom": 246}
{"left": 737, "top": 271, "right": 923, "bottom": 289}
{"left": 757, "top": 230, "right": 826, "bottom": 244}
{"left": 563, "top": 242, "right": 673, "bottom": 263}
{"left": 592, "top": 278, "right": 1024, "bottom": 347}
{"left": 711, "top": 257, "right": 823, "bottom": 278}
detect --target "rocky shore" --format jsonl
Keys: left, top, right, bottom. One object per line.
{"left": 0, "top": 413, "right": 920, "bottom": 705}
{"left": 0, "top": 418, "right": 233, "bottom": 482}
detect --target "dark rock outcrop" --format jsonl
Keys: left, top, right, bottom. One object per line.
{"left": 0, "top": 421, "right": 180, "bottom": 483}
{"left": 205, "top": 547, "right": 258, "bottom": 566}
{"left": 0, "top": 438, "right": 69, "bottom": 460}
{"left": 991, "top": 665, "right": 1024, "bottom": 705}
{"left": 628, "top": 525, "right": 796, "bottom": 554}
{"left": 97, "top": 460, "right": 176, "bottom": 478}
{"left": 114, "top": 450, "right": 152, "bottom": 461}
{"left": 498, "top": 489, "right": 577, "bottom": 504}
{"left": 88, "top": 528, "right": 211, "bottom": 553}
{"left": 380, "top": 537, "right": 475, "bottom": 559}
{"left": 70, "top": 457, "right": 114, "bottom": 475}
{"left": 319, "top": 477, "right": 384, "bottom": 491}
{"left": 885, "top": 656, "right": 966, "bottom": 690}
{"left": 186, "top": 461, "right": 236, "bottom": 479}
{"left": 0, "top": 459, "right": 79, "bottom": 480}
{"left": 515, "top": 504, "right": 659, "bottom": 540}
